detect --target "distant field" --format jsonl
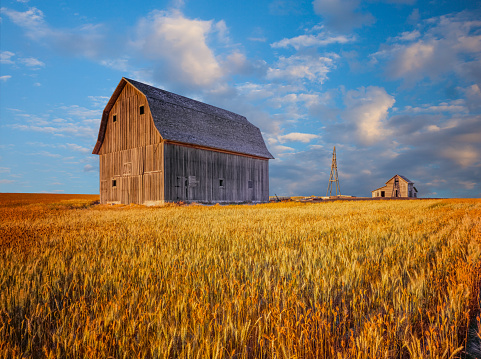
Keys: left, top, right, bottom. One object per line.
{"left": 0, "top": 193, "right": 99, "bottom": 206}
{"left": 1, "top": 194, "right": 480, "bottom": 358}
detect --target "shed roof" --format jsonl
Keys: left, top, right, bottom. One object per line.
{"left": 92, "top": 78, "right": 274, "bottom": 159}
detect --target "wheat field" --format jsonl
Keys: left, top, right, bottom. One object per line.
{"left": 1, "top": 194, "right": 480, "bottom": 358}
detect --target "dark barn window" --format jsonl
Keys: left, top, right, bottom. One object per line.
{"left": 139, "top": 105, "right": 144, "bottom": 115}
{"left": 381, "top": 191, "right": 385, "bottom": 197}
{"left": 219, "top": 179, "right": 224, "bottom": 187}
{"left": 112, "top": 179, "right": 117, "bottom": 187}
{"left": 248, "top": 180, "right": 253, "bottom": 189}
{"left": 113, "top": 114, "right": 117, "bottom": 122}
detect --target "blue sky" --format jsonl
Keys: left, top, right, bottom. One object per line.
{"left": 1, "top": 0, "right": 480, "bottom": 198}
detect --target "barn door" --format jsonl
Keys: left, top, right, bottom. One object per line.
{"left": 176, "top": 176, "right": 187, "bottom": 201}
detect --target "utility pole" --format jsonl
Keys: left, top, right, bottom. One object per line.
{"left": 326, "top": 146, "right": 341, "bottom": 197}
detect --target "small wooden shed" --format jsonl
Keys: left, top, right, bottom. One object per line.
{"left": 372, "top": 174, "right": 418, "bottom": 198}
{"left": 92, "top": 77, "right": 274, "bottom": 204}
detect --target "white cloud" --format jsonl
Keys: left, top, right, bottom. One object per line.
{"left": 133, "top": 10, "right": 223, "bottom": 87}
{"left": 267, "top": 54, "right": 337, "bottom": 83}
{"left": 403, "top": 100, "right": 467, "bottom": 114}
{"left": 88, "top": 95, "right": 110, "bottom": 108}
{"left": 0, "top": 75, "right": 12, "bottom": 82}
{"left": 0, "top": 7, "right": 46, "bottom": 32}
{"left": 83, "top": 164, "right": 97, "bottom": 172}
{"left": 459, "top": 181, "right": 477, "bottom": 190}
{"left": 19, "top": 57, "right": 45, "bottom": 67}
{"left": 64, "top": 143, "right": 91, "bottom": 153}
{"left": 1, "top": 51, "right": 45, "bottom": 69}
{"left": 271, "top": 32, "right": 354, "bottom": 50}
{"left": 271, "top": 144, "right": 296, "bottom": 154}
{"left": 442, "top": 145, "right": 479, "bottom": 168}
{"left": 60, "top": 105, "right": 101, "bottom": 120}
{"left": 100, "top": 58, "right": 129, "bottom": 72}
{"left": 1, "top": 7, "right": 109, "bottom": 60}
{"left": 343, "top": 86, "right": 395, "bottom": 145}
{"left": 0, "top": 51, "right": 15, "bottom": 64}
{"left": 30, "top": 151, "right": 62, "bottom": 158}
{"left": 393, "top": 30, "right": 421, "bottom": 42}
{"left": 464, "top": 84, "right": 481, "bottom": 112}
{"left": 278, "top": 132, "right": 320, "bottom": 143}
{"left": 9, "top": 106, "right": 99, "bottom": 139}
{"left": 374, "top": 12, "right": 481, "bottom": 85}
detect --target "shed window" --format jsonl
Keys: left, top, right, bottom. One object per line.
{"left": 139, "top": 105, "right": 144, "bottom": 115}
{"left": 113, "top": 114, "right": 117, "bottom": 122}
{"left": 219, "top": 179, "right": 224, "bottom": 187}
{"left": 381, "top": 191, "right": 385, "bottom": 197}
{"left": 248, "top": 180, "right": 253, "bottom": 189}
{"left": 112, "top": 179, "right": 117, "bottom": 187}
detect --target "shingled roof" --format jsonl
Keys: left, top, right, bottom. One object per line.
{"left": 92, "top": 77, "right": 274, "bottom": 159}
{"left": 387, "top": 174, "right": 413, "bottom": 184}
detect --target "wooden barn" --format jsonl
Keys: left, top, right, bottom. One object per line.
{"left": 372, "top": 174, "right": 418, "bottom": 198}
{"left": 92, "top": 77, "right": 274, "bottom": 205}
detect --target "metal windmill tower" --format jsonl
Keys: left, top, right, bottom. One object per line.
{"left": 326, "top": 146, "right": 341, "bottom": 197}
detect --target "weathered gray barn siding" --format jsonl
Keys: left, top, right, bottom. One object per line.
{"left": 94, "top": 77, "right": 273, "bottom": 204}
{"left": 163, "top": 143, "right": 269, "bottom": 203}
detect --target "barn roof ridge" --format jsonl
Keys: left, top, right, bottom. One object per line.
{"left": 123, "top": 77, "right": 248, "bottom": 125}
{"left": 93, "top": 78, "right": 274, "bottom": 159}
{"left": 125, "top": 78, "right": 274, "bottom": 159}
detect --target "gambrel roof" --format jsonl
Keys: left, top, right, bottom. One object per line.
{"left": 93, "top": 77, "right": 274, "bottom": 159}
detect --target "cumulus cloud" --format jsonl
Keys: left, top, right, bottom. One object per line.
{"left": 341, "top": 86, "right": 395, "bottom": 145}
{"left": 373, "top": 12, "right": 481, "bottom": 86}
{"left": 463, "top": 84, "right": 481, "bottom": 112}
{"left": 278, "top": 132, "right": 320, "bottom": 143}
{"left": 267, "top": 54, "right": 338, "bottom": 83}
{"left": 132, "top": 10, "right": 223, "bottom": 88}
{"left": 442, "top": 145, "right": 479, "bottom": 168}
